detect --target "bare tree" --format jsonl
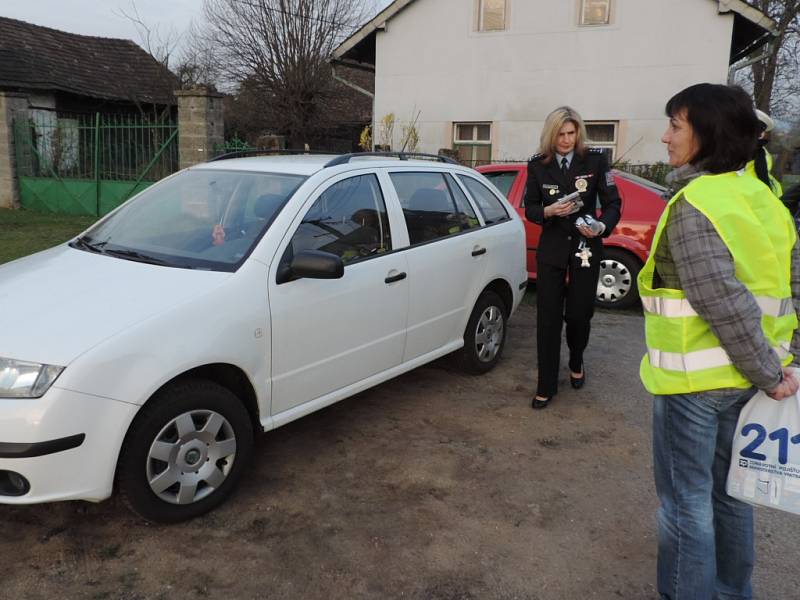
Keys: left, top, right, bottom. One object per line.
{"left": 174, "top": 21, "right": 224, "bottom": 90}
{"left": 740, "top": 1, "right": 800, "bottom": 118}
{"left": 115, "top": 1, "right": 183, "bottom": 68}
{"left": 198, "top": 0, "right": 369, "bottom": 147}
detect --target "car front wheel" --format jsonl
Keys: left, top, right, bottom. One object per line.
{"left": 460, "top": 290, "right": 508, "bottom": 374}
{"left": 117, "top": 379, "right": 254, "bottom": 523}
{"left": 596, "top": 248, "right": 641, "bottom": 309}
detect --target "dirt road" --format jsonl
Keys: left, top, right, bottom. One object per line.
{"left": 2, "top": 295, "right": 799, "bottom": 599}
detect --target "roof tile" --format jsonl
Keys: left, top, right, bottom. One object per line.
{"left": 0, "top": 17, "right": 178, "bottom": 105}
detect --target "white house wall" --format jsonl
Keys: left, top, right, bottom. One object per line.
{"left": 373, "top": 0, "right": 734, "bottom": 164}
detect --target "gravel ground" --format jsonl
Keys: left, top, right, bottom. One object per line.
{"left": 1, "top": 293, "right": 798, "bottom": 600}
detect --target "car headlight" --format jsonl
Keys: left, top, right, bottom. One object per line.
{"left": 0, "top": 357, "right": 64, "bottom": 398}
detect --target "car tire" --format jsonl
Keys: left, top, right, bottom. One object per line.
{"left": 460, "top": 290, "right": 508, "bottom": 374}
{"left": 117, "top": 379, "right": 254, "bottom": 523}
{"left": 596, "top": 248, "right": 641, "bottom": 309}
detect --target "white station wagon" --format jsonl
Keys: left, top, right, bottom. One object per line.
{"left": 0, "top": 152, "right": 527, "bottom": 522}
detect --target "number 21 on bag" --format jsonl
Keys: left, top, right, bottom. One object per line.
{"left": 739, "top": 424, "right": 800, "bottom": 465}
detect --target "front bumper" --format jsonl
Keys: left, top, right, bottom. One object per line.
{"left": 0, "top": 387, "right": 138, "bottom": 504}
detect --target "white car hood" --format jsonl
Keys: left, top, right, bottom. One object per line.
{"left": 0, "top": 245, "right": 230, "bottom": 366}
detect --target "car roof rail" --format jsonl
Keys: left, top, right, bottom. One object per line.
{"left": 208, "top": 149, "right": 334, "bottom": 162}
{"left": 323, "top": 152, "right": 460, "bottom": 168}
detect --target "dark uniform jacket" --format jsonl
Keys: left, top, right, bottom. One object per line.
{"left": 524, "top": 148, "right": 622, "bottom": 267}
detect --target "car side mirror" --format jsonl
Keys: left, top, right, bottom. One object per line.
{"left": 276, "top": 249, "right": 344, "bottom": 284}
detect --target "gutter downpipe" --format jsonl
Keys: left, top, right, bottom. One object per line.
{"left": 331, "top": 65, "right": 375, "bottom": 100}
{"left": 727, "top": 43, "right": 772, "bottom": 84}
{"left": 331, "top": 64, "right": 376, "bottom": 149}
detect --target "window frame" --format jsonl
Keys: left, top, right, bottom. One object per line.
{"left": 579, "top": 0, "right": 612, "bottom": 27}
{"left": 585, "top": 121, "right": 619, "bottom": 161}
{"left": 453, "top": 122, "right": 493, "bottom": 168}
{"left": 477, "top": 0, "right": 507, "bottom": 32}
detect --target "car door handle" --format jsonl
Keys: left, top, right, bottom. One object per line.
{"left": 472, "top": 247, "right": 487, "bottom": 257}
{"left": 385, "top": 272, "right": 407, "bottom": 284}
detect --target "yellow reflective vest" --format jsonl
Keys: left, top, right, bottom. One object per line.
{"left": 639, "top": 170, "right": 797, "bottom": 395}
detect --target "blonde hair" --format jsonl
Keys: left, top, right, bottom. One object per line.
{"left": 538, "top": 106, "right": 588, "bottom": 164}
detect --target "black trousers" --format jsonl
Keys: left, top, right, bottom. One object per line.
{"left": 535, "top": 253, "right": 601, "bottom": 397}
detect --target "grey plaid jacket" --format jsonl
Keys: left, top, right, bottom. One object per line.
{"left": 651, "top": 164, "right": 800, "bottom": 392}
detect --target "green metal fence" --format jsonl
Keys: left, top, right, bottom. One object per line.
{"left": 13, "top": 111, "right": 178, "bottom": 216}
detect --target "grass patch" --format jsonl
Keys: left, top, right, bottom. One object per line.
{"left": 0, "top": 208, "right": 97, "bottom": 265}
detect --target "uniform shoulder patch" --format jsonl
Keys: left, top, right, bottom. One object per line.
{"left": 529, "top": 153, "right": 545, "bottom": 162}
{"left": 588, "top": 147, "right": 606, "bottom": 154}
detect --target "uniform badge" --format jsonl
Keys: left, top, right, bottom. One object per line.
{"left": 543, "top": 184, "right": 559, "bottom": 196}
{"left": 575, "top": 178, "right": 588, "bottom": 193}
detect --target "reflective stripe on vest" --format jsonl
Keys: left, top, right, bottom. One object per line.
{"left": 642, "top": 296, "right": 794, "bottom": 319}
{"left": 647, "top": 342, "right": 791, "bottom": 373}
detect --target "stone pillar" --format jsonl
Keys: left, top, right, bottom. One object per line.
{"left": 0, "top": 92, "right": 28, "bottom": 209}
{"left": 175, "top": 87, "right": 225, "bottom": 170}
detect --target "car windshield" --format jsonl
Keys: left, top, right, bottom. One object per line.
{"left": 72, "top": 169, "right": 306, "bottom": 271}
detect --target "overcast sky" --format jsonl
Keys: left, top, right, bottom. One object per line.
{"left": 1, "top": 0, "right": 394, "bottom": 51}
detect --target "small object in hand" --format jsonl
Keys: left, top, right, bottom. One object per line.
{"left": 575, "top": 214, "right": 604, "bottom": 236}
{"left": 575, "top": 239, "right": 592, "bottom": 268}
{"left": 554, "top": 191, "right": 582, "bottom": 214}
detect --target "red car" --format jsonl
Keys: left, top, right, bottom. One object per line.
{"left": 477, "top": 163, "right": 667, "bottom": 309}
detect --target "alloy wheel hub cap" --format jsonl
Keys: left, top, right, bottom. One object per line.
{"left": 146, "top": 410, "right": 237, "bottom": 505}
{"left": 475, "top": 306, "right": 504, "bottom": 362}
{"left": 597, "top": 260, "right": 631, "bottom": 302}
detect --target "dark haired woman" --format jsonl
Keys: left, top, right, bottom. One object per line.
{"left": 639, "top": 83, "right": 800, "bottom": 599}
{"left": 524, "top": 106, "right": 620, "bottom": 409}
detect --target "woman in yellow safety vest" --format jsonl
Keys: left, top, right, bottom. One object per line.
{"left": 640, "top": 83, "right": 800, "bottom": 599}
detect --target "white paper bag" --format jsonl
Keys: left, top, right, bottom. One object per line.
{"left": 727, "top": 377, "right": 800, "bottom": 515}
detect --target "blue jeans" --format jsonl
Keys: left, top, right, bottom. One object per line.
{"left": 652, "top": 389, "right": 757, "bottom": 600}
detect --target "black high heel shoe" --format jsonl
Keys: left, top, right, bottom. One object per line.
{"left": 570, "top": 364, "right": 586, "bottom": 389}
{"left": 532, "top": 394, "right": 555, "bottom": 409}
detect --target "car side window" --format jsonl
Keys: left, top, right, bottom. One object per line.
{"left": 458, "top": 175, "right": 510, "bottom": 225}
{"left": 390, "top": 172, "right": 475, "bottom": 245}
{"left": 288, "top": 174, "right": 391, "bottom": 264}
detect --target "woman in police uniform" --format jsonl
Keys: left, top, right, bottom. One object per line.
{"left": 525, "top": 106, "right": 621, "bottom": 409}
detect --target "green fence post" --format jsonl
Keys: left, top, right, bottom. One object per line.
{"left": 94, "top": 112, "right": 101, "bottom": 216}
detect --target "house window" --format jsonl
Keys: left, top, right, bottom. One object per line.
{"left": 585, "top": 121, "right": 618, "bottom": 160}
{"left": 478, "top": 0, "right": 506, "bottom": 32}
{"left": 580, "top": 0, "right": 611, "bottom": 26}
{"left": 453, "top": 122, "right": 492, "bottom": 167}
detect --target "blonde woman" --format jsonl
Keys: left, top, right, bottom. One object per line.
{"left": 524, "top": 106, "right": 621, "bottom": 409}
